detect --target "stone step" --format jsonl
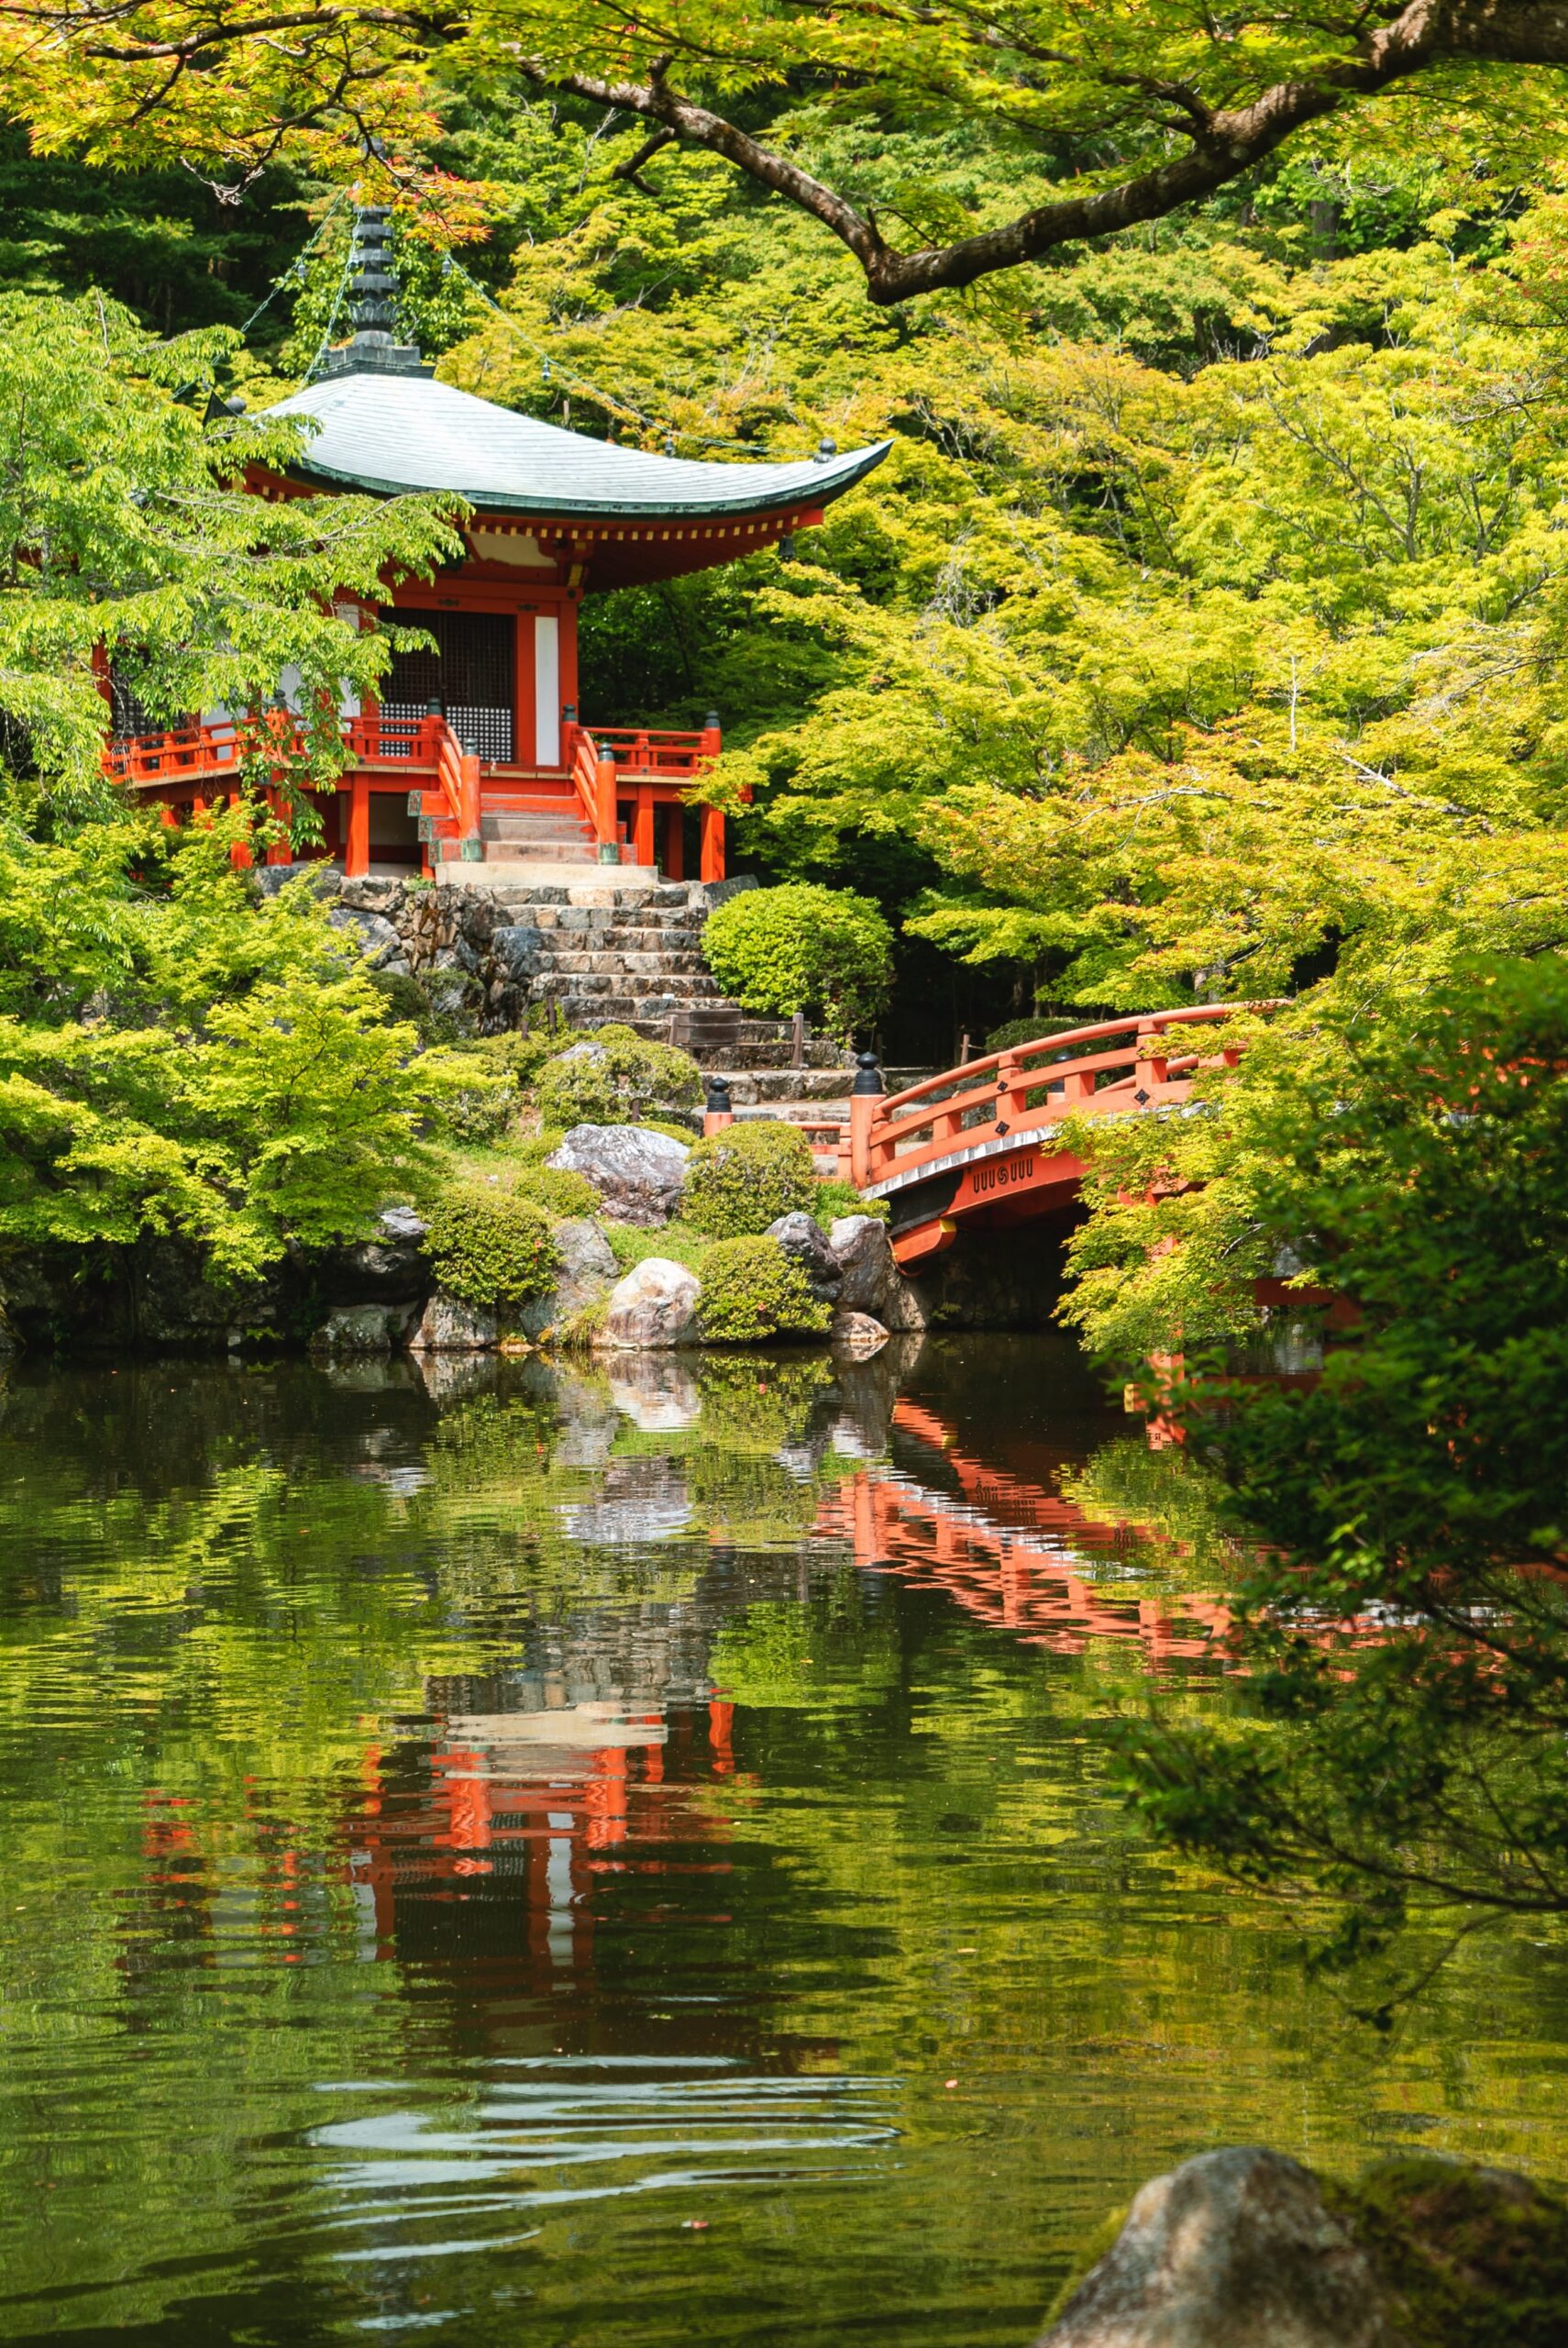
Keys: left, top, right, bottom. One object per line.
{"left": 481, "top": 812, "right": 594, "bottom": 841}
{"left": 537, "top": 950, "right": 708, "bottom": 977}
{"left": 706, "top": 1068, "right": 856, "bottom": 1103}
{"left": 547, "top": 980, "right": 710, "bottom": 1005}
{"left": 479, "top": 854, "right": 601, "bottom": 873}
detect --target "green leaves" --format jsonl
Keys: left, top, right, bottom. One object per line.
{"left": 0, "top": 818, "right": 472, "bottom": 1275}
{"left": 1096, "top": 961, "right": 1568, "bottom": 1985}
{"left": 0, "top": 288, "right": 461, "bottom": 818}
{"left": 700, "top": 882, "right": 894, "bottom": 1041}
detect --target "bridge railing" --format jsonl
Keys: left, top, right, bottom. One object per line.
{"left": 855, "top": 1005, "right": 1259, "bottom": 1191}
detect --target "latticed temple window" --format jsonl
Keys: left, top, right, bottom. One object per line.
{"left": 379, "top": 608, "right": 515, "bottom": 763}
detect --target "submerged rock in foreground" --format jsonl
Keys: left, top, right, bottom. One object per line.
{"left": 1040, "top": 2144, "right": 1568, "bottom": 2348}
{"left": 1040, "top": 2148, "right": 1389, "bottom": 2347}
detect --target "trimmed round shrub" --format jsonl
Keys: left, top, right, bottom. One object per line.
{"left": 696, "top": 1236, "right": 832, "bottom": 1344}
{"left": 425, "top": 1184, "right": 560, "bottom": 1310}
{"left": 684, "top": 1121, "right": 816, "bottom": 1237}
{"left": 536, "top": 1024, "right": 702, "bottom": 1128}
{"left": 701, "top": 884, "right": 894, "bottom": 1042}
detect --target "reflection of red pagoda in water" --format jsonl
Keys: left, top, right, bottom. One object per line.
{"left": 348, "top": 1695, "right": 739, "bottom": 1980}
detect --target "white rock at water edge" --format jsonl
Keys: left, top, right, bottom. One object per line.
{"left": 601, "top": 1257, "right": 701, "bottom": 1349}
{"left": 1037, "top": 2145, "right": 1395, "bottom": 2348}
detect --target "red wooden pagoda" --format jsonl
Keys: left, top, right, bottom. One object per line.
{"left": 105, "top": 209, "right": 888, "bottom": 883}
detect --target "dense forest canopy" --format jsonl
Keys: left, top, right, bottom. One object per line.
{"left": 7, "top": 0, "right": 1568, "bottom": 300}
{"left": 8, "top": 77, "right": 1568, "bottom": 1053}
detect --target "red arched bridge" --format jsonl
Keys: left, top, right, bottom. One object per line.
{"left": 826, "top": 1006, "right": 1259, "bottom": 1271}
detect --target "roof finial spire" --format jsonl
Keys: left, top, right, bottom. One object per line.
{"left": 317, "top": 206, "right": 434, "bottom": 382}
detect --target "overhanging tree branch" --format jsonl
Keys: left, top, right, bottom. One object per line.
{"left": 9, "top": 0, "right": 1568, "bottom": 296}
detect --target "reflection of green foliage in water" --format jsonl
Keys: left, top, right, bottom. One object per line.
{"left": 710, "top": 1569, "right": 903, "bottom": 1711}
{"left": 3, "top": 1351, "right": 1568, "bottom": 2342}
{"left": 1062, "top": 1436, "right": 1251, "bottom": 1591}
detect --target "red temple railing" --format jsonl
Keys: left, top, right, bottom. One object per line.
{"left": 847, "top": 1006, "right": 1269, "bottom": 1192}
{"left": 103, "top": 708, "right": 727, "bottom": 878}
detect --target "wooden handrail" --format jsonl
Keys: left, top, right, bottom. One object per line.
{"left": 563, "top": 721, "right": 618, "bottom": 856}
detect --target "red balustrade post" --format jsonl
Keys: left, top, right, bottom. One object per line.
{"left": 699, "top": 804, "right": 725, "bottom": 883}
{"left": 848, "top": 1050, "right": 885, "bottom": 1190}
{"left": 1134, "top": 1021, "right": 1169, "bottom": 1092}
{"left": 595, "top": 746, "right": 618, "bottom": 862}
{"left": 633, "top": 789, "right": 656, "bottom": 869}
{"left": 459, "top": 748, "right": 481, "bottom": 840}
{"left": 696, "top": 708, "right": 725, "bottom": 882}
{"left": 226, "top": 792, "right": 253, "bottom": 871}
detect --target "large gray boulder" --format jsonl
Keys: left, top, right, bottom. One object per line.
{"left": 1038, "top": 2147, "right": 1394, "bottom": 2348}
{"left": 829, "top": 1215, "right": 926, "bottom": 1332}
{"left": 548, "top": 1124, "right": 690, "bottom": 1226}
{"left": 516, "top": 1217, "right": 618, "bottom": 1340}
{"left": 408, "top": 1291, "right": 500, "bottom": 1353}
{"left": 308, "top": 1303, "right": 401, "bottom": 1358}
{"left": 766, "top": 1211, "right": 843, "bottom": 1302}
{"left": 600, "top": 1257, "right": 700, "bottom": 1349}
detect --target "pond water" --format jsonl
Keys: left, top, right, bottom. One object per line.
{"left": 1, "top": 1335, "right": 1565, "bottom": 2345}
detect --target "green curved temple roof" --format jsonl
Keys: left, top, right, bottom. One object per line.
{"left": 265, "top": 371, "right": 889, "bottom": 518}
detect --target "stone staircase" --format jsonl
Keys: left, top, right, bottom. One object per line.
{"left": 469, "top": 876, "right": 852, "bottom": 1071}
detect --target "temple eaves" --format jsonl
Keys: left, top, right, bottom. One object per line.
{"left": 263, "top": 370, "right": 890, "bottom": 521}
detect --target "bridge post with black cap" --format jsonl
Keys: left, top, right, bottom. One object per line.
{"left": 848, "top": 1051, "right": 886, "bottom": 1189}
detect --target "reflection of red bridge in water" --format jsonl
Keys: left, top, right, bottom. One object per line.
{"left": 337, "top": 1415, "right": 1247, "bottom": 1966}
{"left": 819, "top": 1400, "right": 1239, "bottom": 1669}
{"left": 135, "top": 1408, "right": 1374, "bottom": 1995}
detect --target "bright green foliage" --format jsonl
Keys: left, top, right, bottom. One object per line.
{"left": 701, "top": 884, "right": 893, "bottom": 1041}
{"left": 424, "top": 1183, "right": 559, "bottom": 1310}
{"left": 1104, "top": 962, "right": 1568, "bottom": 1990}
{"left": 419, "top": 108, "right": 1568, "bottom": 1058}
{"left": 0, "top": 289, "right": 459, "bottom": 823}
{"left": 683, "top": 1121, "right": 816, "bottom": 1237}
{"left": 509, "top": 1162, "right": 598, "bottom": 1218}
{"left": 0, "top": 816, "right": 472, "bottom": 1279}
{"left": 440, "top": 1053, "right": 520, "bottom": 1143}
{"left": 10, "top": 0, "right": 1568, "bottom": 317}
{"left": 811, "top": 1179, "right": 889, "bottom": 1229}
{"left": 536, "top": 1025, "right": 701, "bottom": 1129}
{"left": 695, "top": 1235, "right": 831, "bottom": 1343}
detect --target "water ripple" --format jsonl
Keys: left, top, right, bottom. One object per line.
{"left": 307, "top": 2057, "right": 901, "bottom": 2261}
